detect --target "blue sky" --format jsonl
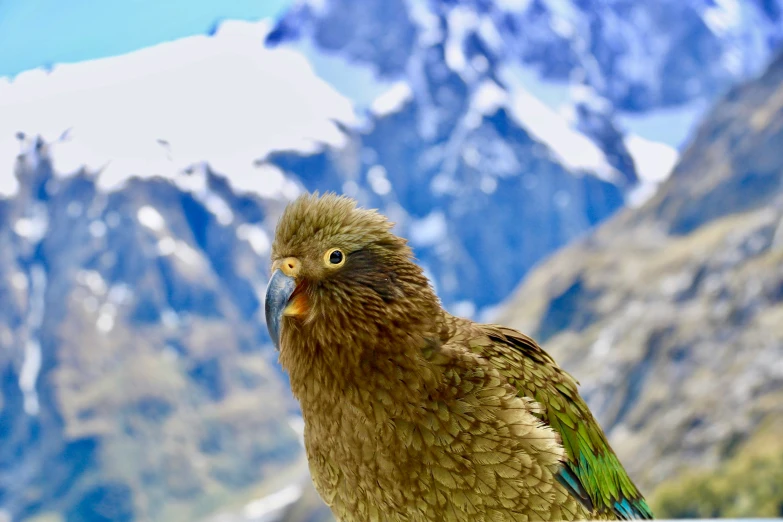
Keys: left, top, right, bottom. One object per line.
{"left": 0, "top": 0, "right": 292, "bottom": 79}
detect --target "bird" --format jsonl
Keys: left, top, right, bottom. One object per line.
{"left": 265, "top": 192, "right": 653, "bottom": 522}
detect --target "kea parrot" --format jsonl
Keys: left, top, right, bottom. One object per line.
{"left": 265, "top": 193, "right": 652, "bottom": 522}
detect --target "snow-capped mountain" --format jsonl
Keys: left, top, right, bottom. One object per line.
{"left": 4, "top": 1, "right": 780, "bottom": 319}
{"left": 1, "top": 1, "right": 783, "bottom": 520}
{"left": 267, "top": 0, "right": 783, "bottom": 138}
{"left": 0, "top": 139, "right": 309, "bottom": 522}
{"left": 261, "top": 0, "right": 783, "bottom": 313}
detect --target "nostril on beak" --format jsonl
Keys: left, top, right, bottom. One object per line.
{"left": 280, "top": 257, "right": 301, "bottom": 278}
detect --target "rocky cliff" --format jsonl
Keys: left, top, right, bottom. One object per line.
{"left": 0, "top": 149, "right": 305, "bottom": 521}
{"left": 497, "top": 51, "right": 783, "bottom": 518}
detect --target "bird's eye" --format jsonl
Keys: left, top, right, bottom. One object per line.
{"left": 324, "top": 248, "right": 345, "bottom": 267}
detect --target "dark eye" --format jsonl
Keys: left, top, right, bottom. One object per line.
{"left": 329, "top": 250, "right": 343, "bottom": 264}
{"left": 324, "top": 248, "right": 345, "bottom": 267}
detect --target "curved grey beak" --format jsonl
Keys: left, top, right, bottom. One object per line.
{"left": 264, "top": 269, "right": 297, "bottom": 351}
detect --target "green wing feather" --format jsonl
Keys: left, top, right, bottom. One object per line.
{"left": 468, "top": 323, "right": 654, "bottom": 520}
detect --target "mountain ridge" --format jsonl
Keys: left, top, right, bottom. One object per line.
{"left": 496, "top": 45, "right": 783, "bottom": 517}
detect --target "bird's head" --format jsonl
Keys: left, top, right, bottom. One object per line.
{"left": 265, "top": 192, "right": 439, "bottom": 358}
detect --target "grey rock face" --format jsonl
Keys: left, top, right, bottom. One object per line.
{"left": 496, "top": 49, "right": 783, "bottom": 502}
{"left": 0, "top": 146, "right": 301, "bottom": 522}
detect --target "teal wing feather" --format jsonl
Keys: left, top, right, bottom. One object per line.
{"left": 469, "top": 323, "right": 654, "bottom": 520}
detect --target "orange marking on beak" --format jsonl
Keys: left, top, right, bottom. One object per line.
{"left": 283, "top": 288, "right": 309, "bottom": 317}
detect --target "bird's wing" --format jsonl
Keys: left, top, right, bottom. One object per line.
{"left": 462, "top": 321, "right": 653, "bottom": 520}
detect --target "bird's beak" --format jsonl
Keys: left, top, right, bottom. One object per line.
{"left": 265, "top": 269, "right": 297, "bottom": 351}
{"left": 265, "top": 257, "right": 308, "bottom": 351}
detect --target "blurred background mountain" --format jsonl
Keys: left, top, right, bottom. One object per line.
{"left": 1, "top": 0, "right": 782, "bottom": 520}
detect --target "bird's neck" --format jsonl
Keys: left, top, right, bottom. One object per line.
{"left": 280, "top": 296, "right": 447, "bottom": 412}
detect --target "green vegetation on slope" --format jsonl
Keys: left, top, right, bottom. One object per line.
{"left": 652, "top": 416, "right": 783, "bottom": 518}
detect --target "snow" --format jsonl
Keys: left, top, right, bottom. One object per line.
{"left": 625, "top": 133, "right": 679, "bottom": 207}
{"left": 496, "top": 0, "right": 531, "bottom": 10}
{"left": 471, "top": 54, "right": 489, "bottom": 74}
{"left": 452, "top": 300, "right": 476, "bottom": 318}
{"left": 161, "top": 309, "right": 180, "bottom": 330}
{"left": 721, "top": 46, "right": 744, "bottom": 76}
{"left": 0, "top": 18, "right": 357, "bottom": 198}
{"left": 288, "top": 415, "right": 306, "bottom": 443}
{"left": 367, "top": 165, "right": 392, "bottom": 195}
{"left": 611, "top": 9, "right": 664, "bottom": 87}
{"left": 137, "top": 205, "right": 166, "bottom": 232}
{"left": 14, "top": 203, "right": 49, "bottom": 242}
{"left": 405, "top": 0, "right": 443, "bottom": 47}
{"left": 499, "top": 67, "right": 617, "bottom": 181}
{"left": 500, "top": 64, "right": 571, "bottom": 112}
{"left": 159, "top": 238, "right": 204, "bottom": 267}
{"left": 590, "top": 327, "right": 615, "bottom": 358}
{"left": 96, "top": 308, "right": 116, "bottom": 334}
{"left": 541, "top": 0, "right": 579, "bottom": 38}
{"left": 445, "top": 7, "right": 478, "bottom": 78}
{"left": 409, "top": 211, "right": 447, "bottom": 247}
{"left": 625, "top": 134, "right": 679, "bottom": 184}
{"left": 83, "top": 296, "right": 99, "bottom": 313}
{"left": 421, "top": 264, "right": 439, "bottom": 295}
{"left": 701, "top": 0, "right": 772, "bottom": 77}
{"left": 19, "top": 265, "right": 47, "bottom": 416}
{"left": 157, "top": 237, "right": 177, "bottom": 256}
{"left": 168, "top": 166, "right": 235, "bottom": 224}
{"left": 89, "top": 220, "right": 107, "bottom": 238}
{"left": 108, "top": 283, "right": 133, "bottom": 305}
{"left": 474, "top": 18, "right": 501, "bottom": 56}
{"left": 202, "top": 191, "right": 234, "bottom": 226}
{"left": 472, "top": 80, "right": 507, "bottom": 117}
{"left": 0, "top": 129, "right": 20, "bottom": 197}
{"left": 703, "top": 0, "right": 742, "bottom": 37}
{"left": 462, "top": 146, "right": 480, "bottom": 167}
{"left": 231, "top": 163, "right": 284, "bottom": 199}
{"left": 11, "top": 273, "right": 28, "bottom": 291}
{"left": 480, "top": 176, "right": 498, "bottom": 194}
{"left": 14, "top": 218, "right": 47, "bottom": 241}
{"left": 570, "top": 84, "right": 612, "bottom": 114}
{"left": 405, "top": 48, "right": 439, "bottom": 140}
{"left": 243, "top": 484, "right": 303, "bottom": 521}
{"left": 236, "top": 223, "right": 271, "bottom": 255}
{"left": 430, "top": 173, "right": 459, "bottom": 196}
{"left": 370, "top": 81, "right": 413, "bottom": 117}
{"left": 80, "top": 270, "right": 108, "bottom": 296}
{"left": 19, "top": 340, "right": 42, "bottom": 415}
